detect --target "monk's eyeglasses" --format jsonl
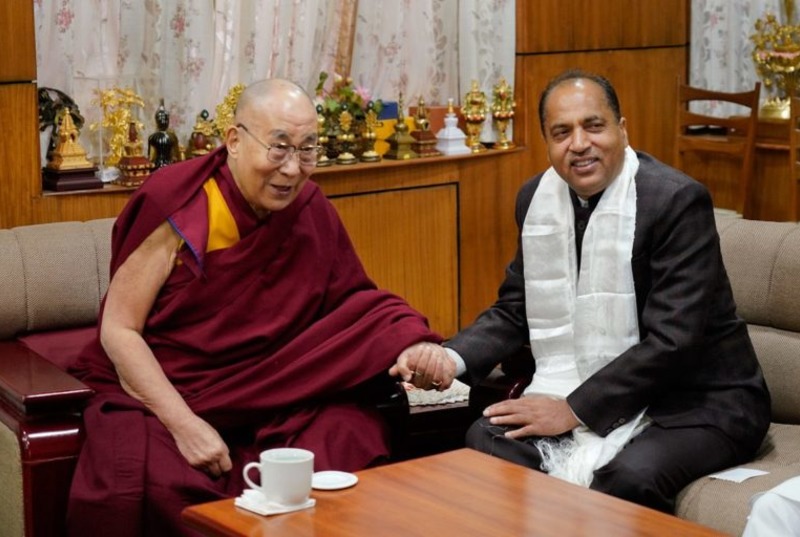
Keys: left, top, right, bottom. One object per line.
{"left": 236, "top": 123, "right": 321, "bottom": 166}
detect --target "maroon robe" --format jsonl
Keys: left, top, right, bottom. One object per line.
{"left": 67, "top": 147, "right": 440, "bottom": 537}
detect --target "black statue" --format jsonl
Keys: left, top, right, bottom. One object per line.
{"left": 148, "top": 99, "right": 179, "bottom": 169}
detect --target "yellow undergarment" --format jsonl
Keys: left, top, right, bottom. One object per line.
{"left": 203, "top": 177, "right": 240, "bottom": 252}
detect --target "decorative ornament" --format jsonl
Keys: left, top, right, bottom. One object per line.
{"left": 491, "top": 78, "right": 516, "bottom": 150}
{"left": 410, "top": 96, "right": 441, "bottom": 158}
{"left": 214, "top": 83, "right": 247, "bottom": 135}
{"left": 435, "top": 98, "right": 471, "bottom": 156}
{"left": 462, "top": 80, "right": 488, "bottom": 153}
{"left": 751, "top": 11, "right": 800, "bottom": 118}
{"left": 90, "top": 87, "right": 146, "bottom": 168}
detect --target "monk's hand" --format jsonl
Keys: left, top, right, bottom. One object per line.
{"left": 484, "top": 395, "right": 580, "bottom": 439}
{"left": 389, "top": 341, "right": 456, "bottom": 391}
{"left": 171, "top": 414, "right": 233, "bottom": 478}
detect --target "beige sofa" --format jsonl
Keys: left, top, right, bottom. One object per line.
{"left": 0, "top": 218, "right": 113, "bottom": 537}
{"left": 469, "top": 215, "right": 800, "bottom": 536}
{"left": 675, "top": 216, "right": 800, "bottom": 535}
{"left": 0, "top": 216, "right": 414, "bottom": 537}
{"left": 1, "top": 214, "right": 800, "bottom": 536}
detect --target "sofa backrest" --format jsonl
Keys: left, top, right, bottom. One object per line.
{"left": 717, "top": 217, "right": 800, "bottom": 425}
{"left": 0, "top": 219, "right": 114, "bottom": 339}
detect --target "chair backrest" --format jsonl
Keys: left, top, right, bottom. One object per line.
{"left": 674, "top": 80, "right": 761, "bottom": 218}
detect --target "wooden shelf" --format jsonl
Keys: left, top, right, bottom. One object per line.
{"left": 39, "top": 146, "right": 525, "bottom": 198}
{"left": 42, "top": 182, "right": 137, "bottom": 197}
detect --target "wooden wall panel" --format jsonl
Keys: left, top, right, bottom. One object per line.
{"left": 457, "top": 151, "right": 529, "bottom": 326}
{"left": 0, "top": 84, "right": 40, "bottom": 228}
{"left": 0, "top": 0, "right": 36, "bottom": 81}
{"left": 330, "top": 186, "right": 459, "bottom": 337}
{"left": 517, "top": 0, "right": 688, "bottom": 54}
{"left": 516, "top": 48, "right": 686, "bottom": 177}
{"left": 316, "top": 150, "right": 531, "bottom": 331}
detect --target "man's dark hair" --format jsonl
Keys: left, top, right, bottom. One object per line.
{"left": 537, "top": 69, "right": 622, "bottom": 135}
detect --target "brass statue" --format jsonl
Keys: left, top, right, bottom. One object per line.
{"left": 117, "top": 121, "right": 154, "bottom": 187}
{"left": 462, "top": 80, "right": 488, "bottom": 153}
{"left": 42, "top": 107, "right": 102, "bottom": 192}
{"left": 360, "top": 101, "right": 382, "bottom": 162}
{"left": 316, "top": 104, "right": 333, "bottom": 167}
{"left": 411, "top": 95, "right": 441, "bottom": 158}
{"left": 46, "top": 108, "right": 95, "bottom": 171}
{"left": 188, "top": 110, "right": 218, "bottom": 158}
{"left": 383, "top": 92, "right": 418, "bottom": 160}
{"left": 491, "top": 78, "right": 516, "bottom": 150}
{"left": 335, "top": 105, "right": 358, "bottom": 165}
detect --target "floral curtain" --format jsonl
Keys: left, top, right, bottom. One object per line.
{"left": 690, "top": 0, "right": 785, "bottom": 115}
{"left": 33, "top": 0, "right": 515, "bottom": 158}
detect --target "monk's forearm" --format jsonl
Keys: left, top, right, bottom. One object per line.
{"left": 101, "top": 326, "right": 196, "bottom": 431}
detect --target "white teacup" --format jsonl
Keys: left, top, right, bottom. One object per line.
{"left": 243, "top": 448, "right": 314, "bottom": 506}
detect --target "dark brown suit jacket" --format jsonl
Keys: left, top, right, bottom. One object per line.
{"left": 447, "top": 152, "right": 770, "bottom": 454}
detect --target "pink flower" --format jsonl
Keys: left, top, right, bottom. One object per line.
{"left": 56, "top": 6, "right": 74, "bottom": 32}
{"left": 354, "top": 85, "right": 372, "bottom": 103}
{"left": 170, "top": 6, "right": 187, "bottom": 37}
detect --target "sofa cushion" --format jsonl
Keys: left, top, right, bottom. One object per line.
{"left": 718, "top": 219, "right": 800, "bottom": 332}
{"left": 0, "top": 219, "right": 113, "bottom": 339}
{"left": 748, "top": 324, "right": 800, "bottom": 424}
{"left": 676, "top": 423, "right": 800, "bottom": 535}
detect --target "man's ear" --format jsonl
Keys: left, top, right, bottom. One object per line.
{"left": 225, "top": 125, "right": 240, "bottom": 156}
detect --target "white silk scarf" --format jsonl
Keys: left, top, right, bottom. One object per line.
{"left": 521, "top": 146, "right": 650, "bottom": 487}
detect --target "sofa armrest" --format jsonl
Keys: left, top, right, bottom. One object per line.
{"left": 0, "top": 341, "right": 93, "bottom": 417}
{"left": 0, "top": 341, "right": 94, "bottom": 537}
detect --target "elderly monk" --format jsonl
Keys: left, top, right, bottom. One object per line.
{"left": 66, "top": 79, "right": 441, "bottom": 537}
{"left": 395, "top": 69, "right": 770, "bottom": 513}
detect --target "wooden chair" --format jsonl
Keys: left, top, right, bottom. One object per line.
{"left": 674, "top": 81, "right": 761, "bottom": 218}
{"left": 789, "top": 96, "right": 800, "bottom": 221}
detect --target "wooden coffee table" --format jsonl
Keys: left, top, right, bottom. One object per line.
{"left": 182, "top": 448, "right": 727, "bottom": 537}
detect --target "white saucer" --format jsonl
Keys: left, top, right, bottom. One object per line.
{"left": 312, "top": 470, "right": 358, "bottom": 490}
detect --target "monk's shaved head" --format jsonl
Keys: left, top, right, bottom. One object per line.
{"left": 234, "top": 79, "right": 313, "bottom": 121}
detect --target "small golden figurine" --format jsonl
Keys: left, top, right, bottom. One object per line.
{"left": 411, "top": 96, "right": 441, "bottom": 158}
{"left": 42, "top": 107, "right": 102, "bottom": 191}
{"left": 335, "top": 105, "right": 359, "bottom": 165}
{"left": 360, "top": 101, "right": 382, "bottom": 162}
{"left": 491, "top": 78, "right": 516, "bottom": 150}
{"left": 116, "top": 121, "right": 154, "bottom": 187}
{"left": 383, "top": 92, "right": 418, "bottom": 160}
{"left": 46, "top": 108, "right": 95, "bottom": 171}
{"left": 188, "top": 110, "right": 218, "bottom": 158}
{"left": 462, "top": 80, "right": 488, "bottom": 153}
{"left": 316, "top": 104, "right": 333, "bottom": 167}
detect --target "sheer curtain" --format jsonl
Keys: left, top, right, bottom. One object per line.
{"left": 34, "top": 0, "right": 515, "bottom": 154}
{"left": 690, "top": 0, "right": 785, "bottom": 115}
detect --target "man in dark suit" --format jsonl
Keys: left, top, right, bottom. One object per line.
{"left": 392, "top": 69, "right": 770, "bottom": 512}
